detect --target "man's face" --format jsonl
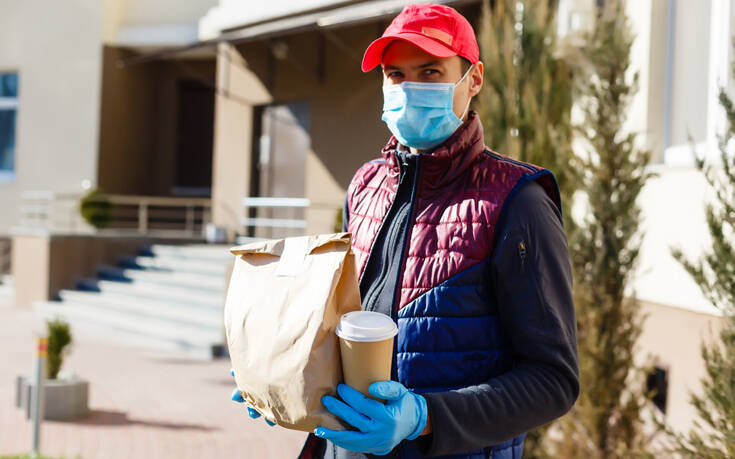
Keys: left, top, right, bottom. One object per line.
{"left": 381, "top": 40, "right": 483, "bottom": 122}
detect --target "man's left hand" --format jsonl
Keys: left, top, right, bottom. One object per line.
{"left": 314, "top": 381, "right": 428, "bottom": 455}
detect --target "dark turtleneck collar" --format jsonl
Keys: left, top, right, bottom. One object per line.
{"left": 380, "top": 110, "right": 486, "bottom": 190}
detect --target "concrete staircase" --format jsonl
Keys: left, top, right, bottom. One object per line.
{"left": 34, "top": 244, "right": 233, "bottom": 359}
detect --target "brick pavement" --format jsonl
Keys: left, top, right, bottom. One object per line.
{"left": 0, "top": 301, "right": 307, "bottom": 459}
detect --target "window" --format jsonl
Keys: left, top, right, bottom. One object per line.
{"left": 646, "top": 366, "right": 669, "bottom": 414}
{"left": 0, "top": 73, "right": 18, "bottom": 181}
{"left": 663, "top": 0, "right": 733, "bottom": 165}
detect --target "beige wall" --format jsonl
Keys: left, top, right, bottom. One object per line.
{"left": 103, "top": 0, "right": 218, "bottom": 45}
{"left": 118, "top": 0, "right": 218, "bottom": 26}
{"left": 97, "top": 46, "right": 216, "bottom": 196}
{"left": 637, "top": 300, "right": 724, "bottom": 435}
{"left": 11, "top": 234, "right": 50, "bottom": 309}
{"left": 211, "top": 43, "right": 271, "bottom": 237}
{"left": 0, "top": 0, "right": 106, "bottom": 234}
{"left": 97, "top": 46, "right": 160, "bottom": 195}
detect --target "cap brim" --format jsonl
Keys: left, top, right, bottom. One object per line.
{"left": 361, "top": 32, "right": 457, "bottom": 72}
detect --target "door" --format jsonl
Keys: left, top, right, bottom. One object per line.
{"left": 173, "top": 79, "right": 215, "bottom": 196}
{"left": 250, "top": 101, "right": 310, "bottom": 238}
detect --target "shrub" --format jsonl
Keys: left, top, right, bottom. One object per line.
{"left": 79, "top": 188, "right": 113, "bottom": 229}
{"left": 46, "top": 317, "right": 72, "bottom": 380}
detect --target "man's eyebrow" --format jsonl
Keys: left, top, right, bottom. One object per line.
{"left": 416, "top": 61, "right": 441, "bottom": 69}
{"left": 383, "top": 61, "right": 442, "bottom": 72}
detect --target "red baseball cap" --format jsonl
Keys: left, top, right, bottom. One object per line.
{"left": 361, "top": 3, "right": 480, "bottom": 73}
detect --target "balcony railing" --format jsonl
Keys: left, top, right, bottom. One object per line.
{"left": 18, "top": 191, "right": 211, "bottom": 238}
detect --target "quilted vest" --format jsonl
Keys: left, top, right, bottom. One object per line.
{"left": 345, "top": 112, "right": 561, "bottom": 459}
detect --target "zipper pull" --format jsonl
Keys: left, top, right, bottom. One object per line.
{"left": 518, "top": 240, "right": 527, "bottom": 270}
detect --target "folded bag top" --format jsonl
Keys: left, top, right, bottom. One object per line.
{"left": 229, "top": 232, "right": 353, "bottom": 257}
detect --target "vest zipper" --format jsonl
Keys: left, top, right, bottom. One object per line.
{"left": 388, "top": 156, "right": 421, "bottom": 388}
{"left": 390, "top": 156, "right": 421, "bottom": 459}
{"left": 390, "top": 157, "right": 421, "bottom": 317}
{"left": 359, "top": 151, "right": 404, "bottom": 310}
{"left": 519, "top": 240, "right": 527, "bottom": 271}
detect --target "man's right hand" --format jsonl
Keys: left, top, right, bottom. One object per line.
{"left": 229, "top": 368, "right": 276, "bottom": 426}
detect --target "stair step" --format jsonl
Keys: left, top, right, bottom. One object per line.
{"left": 138, "top": 246, "right": 155, "bottom": 257}
{"left": 98, "top": 265, "right": 132, "bottom": 283}
{"left": 124, "top": 255, "right": 228, "bottom": 277}
{"left": 97, "top": 266, "right": 224, "bottom": 292}
{"left": 57, "top": 290, "right": 223, "bottom": 329}
{"left": 117, "top": 255, "right": 144, "bottom": 270}
{"left": 76, "top": 278, "right": 102, "bottom": 292}
{"left": 34, "top": 300, "right": 222, "bottom": 353}
{"left": 149, "top": 244, "right": 233, "bottom": 263}
{"left": 92, "top": 279, "right": 223, "bottom": 308}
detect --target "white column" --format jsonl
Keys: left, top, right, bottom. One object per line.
{"left": 706, "top": 0, "right": 732, "bottom": 160}
{"left": 625, "top": 0, "right": 654, "bottom": 153}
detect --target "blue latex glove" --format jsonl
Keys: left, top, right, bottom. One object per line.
{"left": 229, "top": 368, "right": 275, "bottom": 426}
{"left": 314, "top": 381, "right": 428, "bottom": 455}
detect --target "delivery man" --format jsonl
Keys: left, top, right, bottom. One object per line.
{"left": 233, "top": 4, "right": 579, "bottom": 458}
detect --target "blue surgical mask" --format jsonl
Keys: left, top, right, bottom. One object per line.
{"left": 381, "top": 65, "right": 473, "bottom": 150}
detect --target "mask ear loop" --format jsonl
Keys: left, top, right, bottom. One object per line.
{"left": 455, "top": 63, "right": 475, "bottom": 120}
{"left": 455, "top": 63, "right": 474, "bottom": 87}
{"left": 458, "top": 97, "right": 472, "bottom": 121}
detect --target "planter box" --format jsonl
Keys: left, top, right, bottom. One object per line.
{"left": 15, "top": 375, "right": 89, "bottom": 420}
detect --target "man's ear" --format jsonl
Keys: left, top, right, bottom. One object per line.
{"left": 469, "top": 61, "right": 484, "bottom": 98}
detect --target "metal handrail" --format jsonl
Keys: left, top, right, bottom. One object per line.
{"left": 241, "top": 197, "right": 309, "bottom": 234}
{"left": 239, "top": 195, "right": 343, "bottom": 243}
{"left": 242, "top": 197, "right": 310, "bottom": 208}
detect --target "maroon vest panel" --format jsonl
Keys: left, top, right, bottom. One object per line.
{"left": 346, "top": 112, "right": 559, "bottom": 311}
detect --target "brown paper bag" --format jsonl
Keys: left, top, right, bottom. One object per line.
{"left": 224, "top": 232, "right": 361, "bottom": 432}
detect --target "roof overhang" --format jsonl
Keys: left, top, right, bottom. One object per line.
{"left": 118, "top": 0, "right": 480, "bottom": 67}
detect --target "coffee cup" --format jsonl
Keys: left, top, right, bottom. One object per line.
{"left": 336, "top": 311, "right": 398, "bottom": 398}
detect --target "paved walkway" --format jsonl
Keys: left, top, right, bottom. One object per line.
{"left": 0, "top": 301, "right": 307, "bottom": 459}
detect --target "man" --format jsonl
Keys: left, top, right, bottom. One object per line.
{"left": 234, "top": 4, "right": 579, "bottom": 458}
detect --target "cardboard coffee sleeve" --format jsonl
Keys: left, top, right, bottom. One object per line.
{"left": 337, "top": 311, "right": 398, "bottom": 398}
{"left": 224, "top": 232, "right": 361, "bottom": 432}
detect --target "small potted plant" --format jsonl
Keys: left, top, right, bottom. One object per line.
{"left": 15, "top": 318, "right": 89, "bottom": 420}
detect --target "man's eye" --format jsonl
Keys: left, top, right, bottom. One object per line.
{"left": 387, "top": 71, "right": 404, "bottom": 78}
{"left": 422, "top": 69, "right": 439, "bottom": 76}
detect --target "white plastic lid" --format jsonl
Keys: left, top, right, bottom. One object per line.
{"left": 336, "top": 311, "right": 398, "bottom": 342}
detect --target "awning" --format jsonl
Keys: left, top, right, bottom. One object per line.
{"left": 118, "top": 0, "right": 480, "bottom": 67}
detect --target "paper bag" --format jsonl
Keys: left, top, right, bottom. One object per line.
{"left": 224, "top": 232, "right": 361, "bottom": 432}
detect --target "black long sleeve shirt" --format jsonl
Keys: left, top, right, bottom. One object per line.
{"left": 323, "top": 151, "right": 579, "bottom": 458}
